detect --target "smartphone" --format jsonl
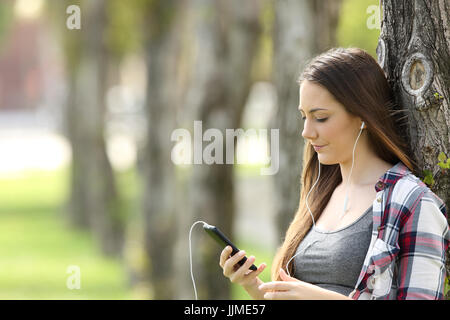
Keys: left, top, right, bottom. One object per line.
{"left": 203, "top": 223, "right": 257, "bottom": 271}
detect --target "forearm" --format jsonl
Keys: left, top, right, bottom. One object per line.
{"left": 320, "top": 290, "right": 353, "bottom": 300}
{"left": 243, "top": 274, "right": 354, "bottom": 300}
{"left": 307, "top": 285, "right": 353, "bottom": 300}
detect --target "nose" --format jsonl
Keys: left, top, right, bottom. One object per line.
{"left": 301, "top": 119, "right": 317, "bottom": 140}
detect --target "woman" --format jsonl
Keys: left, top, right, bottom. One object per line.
{"left": 219, "top": 47, "right": 450, "bottom": 300}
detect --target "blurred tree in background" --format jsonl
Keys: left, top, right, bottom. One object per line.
{"left": 53, "top": 0, "right": 124, "bottom": 256}
{"left": 139, "top": 0, "right": 181, "bottom": 299}
{"left": 271, "top": 0, "right": 343, "bottom": 250}
{"left": 176, "top": 0, "right": 262, "bottom": 299}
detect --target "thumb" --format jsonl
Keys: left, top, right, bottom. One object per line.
{"left": 279, "top": 268, "right": 295, "bottom": 281}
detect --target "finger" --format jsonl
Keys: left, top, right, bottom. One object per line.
{"left": 258, "top": 281, "right": 293, "bottom": 292}
{"left": 223, "top": 250, "right": 246, "bottom": 277}
{"left": 245, "top": 262, "right": 266, "bottom": 278}
{"left": 228, "top": 249, "right": 247, "bottom": 267}
{"left": 279, "top": 268, "right": 299, "bottom": 282}
{"left": 219, "top": 246, "right": 233, "bottom": 268}
{"left": 241, "top": 262, "right": 267, "bottom": 285}
{"left": 230, "top": 255, "right": 256, "bottom": 283}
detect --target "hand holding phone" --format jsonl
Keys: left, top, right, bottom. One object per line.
{"left": 203, "top": 223, "right": 257, "bottom": 271}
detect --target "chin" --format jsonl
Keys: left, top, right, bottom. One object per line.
{"left": 317, "top": 155, "right": 337, "bottom": 166}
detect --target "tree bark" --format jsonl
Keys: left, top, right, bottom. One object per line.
{"left": 272, "top": 0, "right": 342, "bottom": 243}
{"left": 379, "top": 0, "right": 450, "bottom": 297}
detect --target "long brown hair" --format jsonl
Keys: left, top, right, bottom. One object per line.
{"left": 271, "top": 47, "right": 416, "bottom": 281}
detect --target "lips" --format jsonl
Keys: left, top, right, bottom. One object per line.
{"left": 312, "top": 144, "right": 326, "bottom": 151}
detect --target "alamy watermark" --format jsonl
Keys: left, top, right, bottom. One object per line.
{"left": 171, "top": 121, "right": 279, "bottom": 175}
{"left": 66, "top": 5, "right": 81, "bottom": 30}
{"left": 66, "top": 265, "right": 81, "bottom": 290}
{"left": 366, "top": 5, "right": 381, "bottom": 30}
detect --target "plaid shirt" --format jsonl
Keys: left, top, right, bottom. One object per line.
{"left": 349, "top": 161, "right": 450, "bottom": 300}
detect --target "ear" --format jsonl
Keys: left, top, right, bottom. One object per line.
{"left": 356, "top": 117, "right": 365, "bottom": 130}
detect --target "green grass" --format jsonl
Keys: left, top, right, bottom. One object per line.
{"left": 0, "top": 168, "right": 134, "bottom": 299}
{"left": 0, "top": 166, "right": 276, "bottom": 300}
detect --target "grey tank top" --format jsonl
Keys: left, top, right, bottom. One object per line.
{"left": 293, "top": 205, "right": 373, "bottom": 297}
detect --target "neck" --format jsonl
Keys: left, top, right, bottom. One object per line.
{"left": 339, "top": 149, "right": 390, "bottom": 189}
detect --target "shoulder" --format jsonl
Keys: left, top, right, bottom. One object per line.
{"left": 389, "top": 171, "right": 446, "bottom": 216}
{"left": 389, "top": 172, "right": 449, "bottom": 246}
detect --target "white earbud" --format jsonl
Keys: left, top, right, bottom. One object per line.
{"left": 360, "top": 121, "right": 365, "bottom": 130}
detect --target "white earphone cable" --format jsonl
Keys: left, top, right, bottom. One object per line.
{"left": 340, "top": 122, "right": 365, "bottom": 219}
{"left": 189, "top": 220, "right": 208, "bottom": 300}
{"left": 286, "top": 122, "right": 365, "bottom": 277}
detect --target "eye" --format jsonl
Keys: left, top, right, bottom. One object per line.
{"left": 301, "top": 116, "right": 328, "bottom": 122}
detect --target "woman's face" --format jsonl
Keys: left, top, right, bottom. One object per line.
{"left": 299, "top": 80, "right": 363, "bottom": 165}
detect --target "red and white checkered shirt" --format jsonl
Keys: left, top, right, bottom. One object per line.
{"left": 349, "top": 161, "right": 450, "bottom": 300}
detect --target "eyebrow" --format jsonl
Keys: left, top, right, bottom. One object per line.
{"left": 298, "top": 107, "right": 328, "bottom": 114}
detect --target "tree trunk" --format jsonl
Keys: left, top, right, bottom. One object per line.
{"left": 140, "top": 0, "right": 181, "bottom": 299}
{"left": 57, "top": 1, "right": 88, "bottom": 229}
{"left": 379, "top": 0, "right": 450, "bottom": 297}
{"left": 66, "top": 67, "right": 90, "bottom": 229}
{"left": 173, "top": 0, "right": 262, "bottom": 299}
{"left": 65, "top": 0, "right": 124, "bottom": 256}
{"left": 272, "top": 0, "right": 342, "bottom": 244}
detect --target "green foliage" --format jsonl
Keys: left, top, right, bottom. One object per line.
{"left": 422, "top": 152, "right": 449, "bottom": 188}
{"left": 251, "top": 0, "right": 274, "bottom": 82}
{"left": 434, "top": 92, "right": 444, "bottom": 100}
{"left": 337, "top": 0, "right": 380, "bottom": 57}
{"left": 437, "top": 152, "right": 450, "bottom": 170}
{"left": 0, "top": 1, "right": 14, "bottom": 52}
{"left": 105, "top": 0, "right": 148, "bottom": 59}
{"left": 445, "top": 277, "right": 450, "bottom": 298}
{"left": 422, "top": 169, "right": 435, "bottom": 187}
{"left": 105, "top": 0, "right": 179, "bottom": 57}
